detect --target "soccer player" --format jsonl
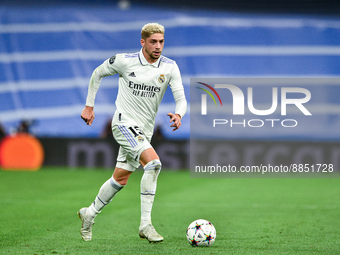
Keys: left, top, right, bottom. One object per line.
{"left": 78, "top": 23, "right": 187, "bottom": 243}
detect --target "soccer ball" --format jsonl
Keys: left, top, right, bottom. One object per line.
{"left": 186, "top": 219, "right": 216, "bottom": 247}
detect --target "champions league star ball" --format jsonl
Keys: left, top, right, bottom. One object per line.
{"left": 186, "top": 219, "right": 216, "bottom": 247}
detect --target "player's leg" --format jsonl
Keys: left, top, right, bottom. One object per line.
{"left": 77, "top": 166, "right": 133, "bottom": 241}
{"left": 110, "top": 114, "right": 163, "bottom": 242}
{"left": 77, "top": 146, "right": 136, "bottom": 241}
{"left": 78, "top": 164, "right": 134, "bottom": 241}
{"left": 138, "top": 147, "right": 163, "bottom": 242}
{"left": 86, "top": 165, "right": 132, "bottom": 218}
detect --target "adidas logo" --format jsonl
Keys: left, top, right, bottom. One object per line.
{"left": 128, "top": 72, "right": 136, "bottom": 77}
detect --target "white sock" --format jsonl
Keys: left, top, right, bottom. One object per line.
{"left": 86, "top": 176, "right": 124, "bottom": 220}
{"left": 140, "top": 159, "right": 161, "bottom": 228}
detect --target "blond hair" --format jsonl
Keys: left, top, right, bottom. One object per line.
{"left": 141, "top": 23, "right": 165, "bottom": 40}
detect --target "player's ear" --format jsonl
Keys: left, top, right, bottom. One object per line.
{"left": 140, "top": 38, "right": 145, "bottom": 47}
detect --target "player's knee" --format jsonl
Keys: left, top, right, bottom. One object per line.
{"left": 153, "top": 159, "right": 162, "bottom": 171}
{"left": 113, "top": 166, "right": 133, "bottom": 186}
{"left": 142, "top": 159, "right": 161, "bottom": 184}
{"left": 144, "top": 159, "right": 162, "bottom": 172}
{"left": 114, "top": 176, "right": 129, "bottom": 186}
{"left": 144, "top": 159, "right": 162, "bottom": 180}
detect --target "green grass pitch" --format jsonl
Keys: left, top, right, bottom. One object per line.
{"left": 0, "top": 167, "right": 339, "bottom": 254}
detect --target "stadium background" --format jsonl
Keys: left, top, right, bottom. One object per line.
{"left": 0, "top": 0, "right": 340, "bottom": 169}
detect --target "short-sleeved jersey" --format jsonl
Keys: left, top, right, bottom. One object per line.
{"left": 88, "top": 48, "right": 184, "bottom": 138}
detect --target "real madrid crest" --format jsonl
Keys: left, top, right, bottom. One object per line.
{"left": 158, "top": 74, "right": 165, "bottom": 84}
{"left": 138, "top": 136, "right": 144, "bottom": 142}
{"left": 109, "top": 55, "right": 116, "bottom": 64}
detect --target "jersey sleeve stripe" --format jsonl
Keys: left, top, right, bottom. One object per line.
{"left": 124, "top": 53, "right": 139, "bottom": 58}
{"left": 160, "top": 56, "right": 175, "bottom": 64}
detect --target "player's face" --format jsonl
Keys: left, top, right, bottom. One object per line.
{"left": 141, "top": 33, "right": 164, "bottom": 63}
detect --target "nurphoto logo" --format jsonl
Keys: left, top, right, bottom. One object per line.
{"left": 190, "top": 78, "right": 339, "bottom": 178}
{"left": 196, "top": 82, "right": 312, "bottom": 128}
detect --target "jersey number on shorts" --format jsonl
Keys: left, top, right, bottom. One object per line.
{"left": 128, "top": 126, "right": 144, "bottom": 137}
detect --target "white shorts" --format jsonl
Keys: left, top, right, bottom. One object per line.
{"left": 111, "top": 112, "right": 152, "bottom": 171}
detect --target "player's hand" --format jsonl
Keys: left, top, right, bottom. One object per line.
{"left": 81, "top": 106, "right": 95, "bottom": 126}
{"left": 167, "top": 112, "right": 182, "bottom": 131}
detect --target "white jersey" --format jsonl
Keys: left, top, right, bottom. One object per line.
{"left": 86, "top": 48, "right": 186, "bottom": 138}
